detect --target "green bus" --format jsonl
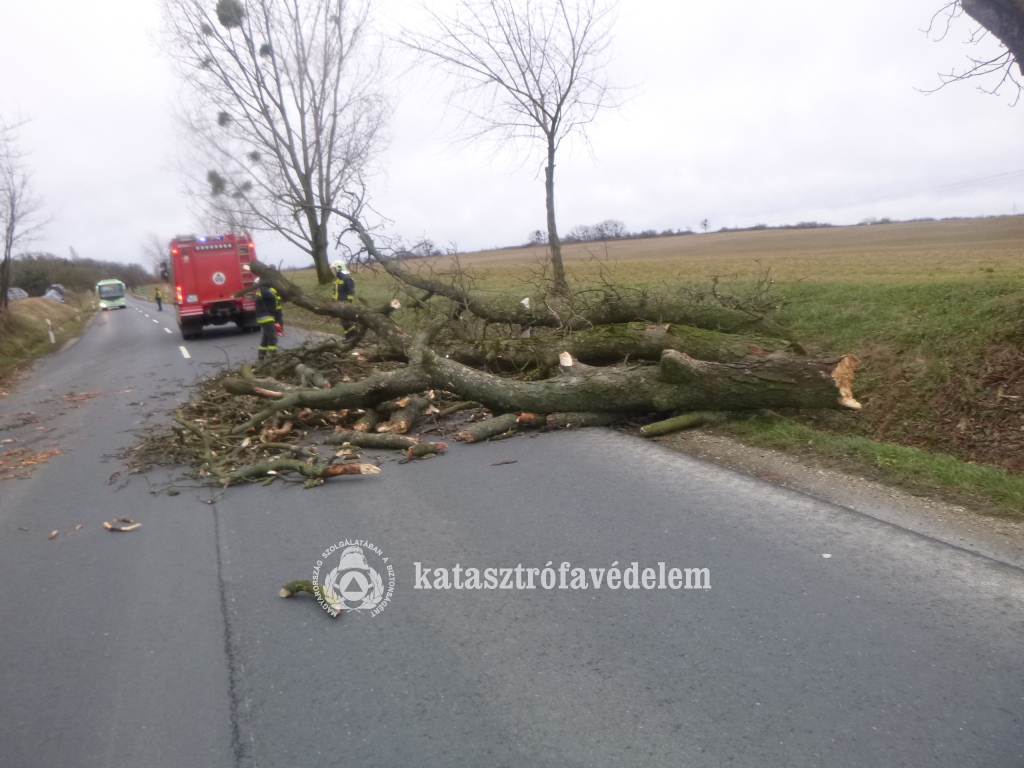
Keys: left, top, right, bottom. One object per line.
{"left": 96, "top": 279, "right": 127, "bottom": 310}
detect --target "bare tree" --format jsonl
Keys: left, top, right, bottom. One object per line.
{"left": 404, "top": 0, "right": 624, "bottom": 293}
{"left": 140, "top": 233, "right": 170, "bottom": 281}
{"left": 0, "top": 121, "right": 47, "bottom": 312}
{"left": 161, "top": 0, "right": 389, "bottom": 284}
{"left": 927, "top": 1, "right": 1024, "bottom": 102}
{"left": 700, "top": 218, "right": 709, "bottom": 234}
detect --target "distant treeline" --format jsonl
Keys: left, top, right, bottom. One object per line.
{"left": 527, "top": 221, "right": 694, "bottom": 246}
{"left": 523, "top": 214, "right": 994, "bottom": 246}
{"left": 11, "top": 254, "right": 154, "bottom": 296}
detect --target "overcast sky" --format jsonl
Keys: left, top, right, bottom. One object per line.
{"left": 1, "top": 0, "right": 1021, "bottom": 268}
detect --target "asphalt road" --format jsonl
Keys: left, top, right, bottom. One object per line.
{"left": 1, "top": 299, "right": 1023, "bottom": 767}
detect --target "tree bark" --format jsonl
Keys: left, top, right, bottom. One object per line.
{"left": 545, "top": 412, "right": 625, "bottom": 428}
{"left": 352, "top": 408, "right": 381, "bottom": 432}
{"left": 422, "top": 349, "right": 860, "bottom": 415}
{"left": 640, "top": 411, "right": 724, "bottom": 437}
{"left": 249, "top": 262, "right": 411, "bottom": 355}
{"left": 962, "top": 0, "right": 1024, "bottom": 73}
{"left": 454, "top": 413, "right": 520, "bottom": 442}
{"left": 377, "top": 395, "right": 430, "bottom": 434}
{"left": 296, "top": 363, "right": 331, "bottom": 389}
{"left": 443, "top": 322, "right": 793, "bottom": 372}
{"left": 223, "top": 348, "right": 859, "bottom": 433}
{"left": 223, "top": 365, "right": 431, "bottom": 433}
{"left": 322, "top": 430, "right": 420, "bottom": 450}
{"left": 545, "top": 142, "right": 568, "bottom": 294}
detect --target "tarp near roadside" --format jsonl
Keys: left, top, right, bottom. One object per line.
{"left": 42, "top": 284, "right": 67, "bottom": 303}
{"left": 6, "top": 287, "right": 29, "bottom": 301}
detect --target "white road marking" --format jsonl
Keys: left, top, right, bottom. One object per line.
{"left": 144, "top": 314, "right": 149, "bottom": 318}
{"left": 152, "top": 319, "right": 159, "bottom": 323}
{"left": 179, "top": 346, "right": 191, "bottom": 359}
{"left": 164, "top": 328, "right": 172, "bottom": 334}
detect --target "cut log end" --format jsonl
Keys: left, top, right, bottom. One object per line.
{"left": 352, "top": 408, "right": 381, "bottom": 432}
{"left": 831, "top": 354, "right": 862, "bottom": 410}
{"left": 280, "top": 579, "right": 315, "bottom": 597}
{"left": 376, "top": 419, "right": 412, "bottom": 434}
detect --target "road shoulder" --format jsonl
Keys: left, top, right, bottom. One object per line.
{"left": 658, "top": 429, "right": 1024, "bottom": 568}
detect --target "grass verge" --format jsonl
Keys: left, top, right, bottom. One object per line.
{"left": 726, "top": 416, "right": 1024, "bottom": 514}
{"left": 0, "top": 294, "right": 96, "bottom": 394}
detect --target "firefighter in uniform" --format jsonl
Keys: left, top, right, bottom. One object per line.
{"left": 255, "top": 279, "right": 283, "bottom": 360}
{"left": 330, "top": 260, "right": 357, "bottom": 338}
{"left": 155, "top": 288, "right": 163, "bottom": 311}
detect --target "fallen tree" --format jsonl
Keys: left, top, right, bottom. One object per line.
{"left": 215, "top": 346, "right": 858, "bottom": 437}
{"left": 127, "top": 224, "right": 862, "bottom": 487}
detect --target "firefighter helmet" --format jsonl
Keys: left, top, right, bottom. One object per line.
{"left": 330, "top": 260, "right": 349, "bottom": 275}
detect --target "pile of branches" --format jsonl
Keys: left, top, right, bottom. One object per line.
{"left": 124, "top": 343, "right": 464, "bottom": 487}
{"left": 129, "top": 219, "right": 862, "bottom": 487}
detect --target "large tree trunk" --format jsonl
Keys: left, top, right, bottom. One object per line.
{"left": 423, "top": 349, "right": 860, "bottom": 415}
{"left": 310, "top": 215, "right": 333, "bottom": 285}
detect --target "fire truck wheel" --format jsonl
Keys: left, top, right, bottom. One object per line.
{"left": 181, "top": 319, "right": 203, "bottom": 340}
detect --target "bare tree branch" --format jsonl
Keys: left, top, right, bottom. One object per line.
{"left": 924, "top": 0, "right": 1024, "bottom": 103}
{"left": 161, "top": 0, "right": 390, "bottom": 283}
{"left": 0, "top": 119, "right": 48, "bottom": 311}
{"left": 401, "top": 0, "right": 626, "bottom": 293}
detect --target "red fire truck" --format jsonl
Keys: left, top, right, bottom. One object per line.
{"left": 170, "top": 233, "right": 259, "bottom": 339}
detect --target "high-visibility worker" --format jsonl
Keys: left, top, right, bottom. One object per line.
{"left": 154, "top": 288, "right": 163, "bottom": 311}
{"left": 255, "top": 280, "right": 283, "bottom": 360}
{"left": 330, "top": 260, "right": 357, "bottom": 338}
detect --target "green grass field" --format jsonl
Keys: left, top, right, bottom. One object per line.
{"left": 280, "top": 216, "right": 1024, "bottom": 512}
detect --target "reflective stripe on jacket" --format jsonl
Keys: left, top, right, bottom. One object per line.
{"left": 255, "top": 286, "right": 283, "bottom": 324}
{"left": 332, "top": 274, "right": 355, "bottom": 302}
